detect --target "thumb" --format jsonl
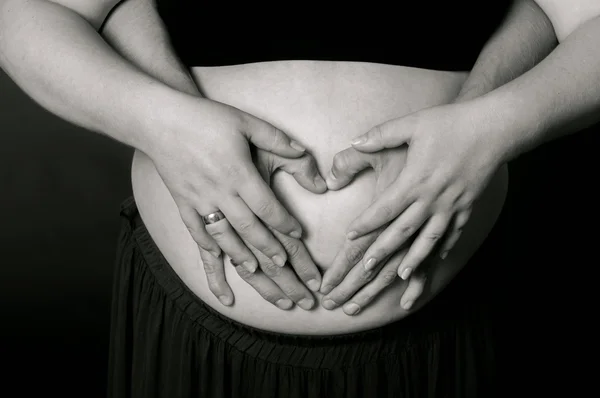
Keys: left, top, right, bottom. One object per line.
{"left": 327, "top": 147, "right": 375, "bottom": 191}
{"left": 242, "top": 114, "right": 306, "bottom": 158}
{"left": 350, "top": 117, "right": 412, "bottom": 153}
{"left": 272, "top": 153, "right": 327, "bottom": 194}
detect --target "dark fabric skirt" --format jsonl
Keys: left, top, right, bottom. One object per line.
{"left": 107, "top": 197, "right": 503, "bottom": 398}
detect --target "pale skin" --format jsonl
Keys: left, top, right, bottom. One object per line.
{"left": 0, "top": 0, "right": 326, "bottom": 311}
{"left": 1, "top": 0, "right": 588, "bottom": 316}
{"left": 324, "top": 0, "right": 600, "bottom": 314}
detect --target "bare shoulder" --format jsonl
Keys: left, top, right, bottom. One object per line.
{"left": 534, "top": 0, "right": 600, "bottom": 40}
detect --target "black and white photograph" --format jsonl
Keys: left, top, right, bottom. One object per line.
{"left": 1, "top": 0, "right": 598, "bottom": 396}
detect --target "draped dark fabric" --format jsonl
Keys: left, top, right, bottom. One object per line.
{"left": 107, "top": 197, "right": 503, "bottom": 397}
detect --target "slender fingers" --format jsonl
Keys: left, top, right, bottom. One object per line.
{"left": 272, "top": 152, "right": 327, "bottom": 194}
{"left": 321, "top": 250, "right": 397, "bottom": 310}
{"left": 399, "top": 270, "right": 428, "bottom": 310}
{"left": 221, "top": 197, "right": 288, "bottom": 268}
{"left": 346, "top": 173, "right": 415, "bottom": 240}
{"left": 350, "top": 118, "right": 413, "bottom": 152}
{"left": 199, "top": 247, "right": 234, "bottom": 306}
{"left": 233, "top": 262, "right": 295, "bottom": 310}
{"left": 241, "top": 114, "right": 306, "bottom": 158}
{"left": 396, "top": 214, "right": 451, "bottom": 280}
{"left": 178, "top": 204, "right": 221, "bottom": 257}
{"left": 178, "top": 203, "right": 236, "bottom": 306}
{"left": 326, "top": 147, "right": 374, "bottom": 191}
{"left": 360, "top": 202, "right": 428, "bottom": 272}
{"left": 270, "top": 228, "right": 322, "bottom": 293}
{"left": 438, "top": 208, "right": 472, "bottom": 259}
{"left": 201, "top": 207, "right": 258, "bottom": 274}
{"left": 319, "top": 227, "right": 384, "bottom": 295}
{"left": 238, "top": 172, "right": 303, "bottom": 238}
{"left": 240, "top": 239, "right": 316, "bottom": 311}
{"left": 341, "top": 249, "right": 408, "bottom": 315}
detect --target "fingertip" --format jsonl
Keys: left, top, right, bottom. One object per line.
{"left": 219, "top": 295, "right": 234, "bottom": 306}
{"left": 306, "top": 279, "right": 321, "bottom": 292}
{"left": 313, "top": 175, "right": 328, "bottom": 193}
{"left": 319, "top": 284, "right": 333, "bottom": 295}
{"left": 289, "top": 140, "right": 306, "bottom": 153}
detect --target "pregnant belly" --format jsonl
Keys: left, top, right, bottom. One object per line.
{"left": 131, "top": 61, "right": 508, "bottom": 335}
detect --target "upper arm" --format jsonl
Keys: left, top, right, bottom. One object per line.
{"left": 534, "top": 0, "right": 600, "bottom": 40}
{"left": 47, "top": 0, "right": 123, "bottom": 29}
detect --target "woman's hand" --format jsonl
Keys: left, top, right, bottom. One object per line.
{"left": 343, "top": 103, "right": 503, "bottom": 284}
{"left": 221, "top": 147, "right": 328, "bottom": 311}
{"left": 147, "top": 96, "right": 327, "bottom": 306}
{"left": 317, "top": 146, "right": 416, "bottom": 314}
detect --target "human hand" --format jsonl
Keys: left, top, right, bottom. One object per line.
{"left": 148, "top": 96, "right": 327, "bottom": 306}
{"left": 344, "top": 103, "right": 503, "bottom": 288}
{"left": 216, "top": 147, "right": 327, "bottom": 311}
{"left": 317, "top": 146, "right": 419, "bottom": 314}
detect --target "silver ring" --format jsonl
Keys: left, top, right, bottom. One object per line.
{"left": 202, "top": 210, "right": 226, "bottom": 225}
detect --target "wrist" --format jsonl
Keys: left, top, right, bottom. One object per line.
{"left": 459, "top": 89, "right": 536, "bottom": 165}
{"left": 129, "top": 82, "right": 190, "bottom": 157}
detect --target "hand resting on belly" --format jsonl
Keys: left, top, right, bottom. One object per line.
{"left": 132, "top": 61, "right": 508, "bottom": 334}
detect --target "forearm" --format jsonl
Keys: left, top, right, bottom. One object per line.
{"left": 471, "top": 15, "right": 600, "bottom": 163}
{"left": 0, "top": 0, "right": 179, "bottom": 154}
{"left": 455, "top": 0, "right": 557, "bottom": 102}
{"left": 101, "top": 0, "right": 201, "bottom": 97}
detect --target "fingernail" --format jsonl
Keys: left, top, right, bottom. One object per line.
{"left": 347, "top": 231, "right": 358, "bottom": 240}
{"left": 403, "top": 300, "right": 414, "bottom": 310}
{"left": 322, "top": 298, "right": 337, "bottom": 310}
{"left": 219, "top": 295, "right": 233, "bottom": 306}
{"left": 440, "top": 251, "right": 448, "bottom": 259}
{"left": 364, "top": 257, "right": 377, "bottom": 271}
{"left": 243, "top": 261, "right": 257, "bottom": 273}
{"left": 351, "top": 136, "right": 367, "bottom": 146}
{"left": 276, "top": 298, "right": 293, "bottom": 310}
{"left": 329, "top": 169, "right": 337, "bottom": 181}
{"left": 209, "top": 249, "right": 221, "bottom": 258}
{"left": 314, "top": 175, "right": 327, "bottom": 190}
{"left": 290, "top": 140, "right": 306, "bottom": 152}
{"left": 307, "top": 279, "right": 321, "bottom": 292}
{"left": 320, "top": 284, "right": 333, "bottom": 295}
{"left": 298, "top": 298, "right": 314, "bottom": 310}
{"left": 289, "top": 230, "right": 302, "bottom": 239}
{"left": 272, "top": 255, "right": 286, "bottom": 267}
{"left": 400, "top": 267, "right": 412, "bottom": 280}
{"left": 344, "top": 303, "right": 360, "bottom": 315}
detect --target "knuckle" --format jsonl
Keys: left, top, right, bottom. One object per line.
{"left": 235, "top": 219, "right": 256, "bottom": 235}
{"left": 282, "top": 286, "right": 302, "bottom": 300}
{"left": 357, "top": 269, "right": 375, "bottom": 283}
{"left": 345, "top": 245, "right": 366, "bottom": 265}
{"left": 381, "top": 269, "right": 398, "bottom": 285}
{"left": 401, "top": 225, "right": 415, "bottom": 237}
{"left": 235, "top": 265, "right": 253, "bottom": 280}
{"left": 282, "top": 240, "right": 301, "bottom": 259}
{"left": 261, "top": 262, "right": 283, "bottom": 278}
{"left": 224, "top": 164, "right": 245, "bottom": 180}
{"left": 376, "top": 205, "right": 395, "bottom": 220}
{"left": 207, "top": 229, "right": 226, "bottom": 241}
{"left": 423, "top": 231, "right": 443, "bottom": 242}
{"left": 255, "top": 200, "right": 277, "bottom": 219}
{"left": 332, "top": 152, "right": 348, "bottom": 172}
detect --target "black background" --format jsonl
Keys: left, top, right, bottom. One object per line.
{"left": 1, "top": 60, "right": 597, "bottom": 395}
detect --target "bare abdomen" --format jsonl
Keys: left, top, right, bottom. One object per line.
{"left": 131, "top": 61, "right": 508, "bottom": 335}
